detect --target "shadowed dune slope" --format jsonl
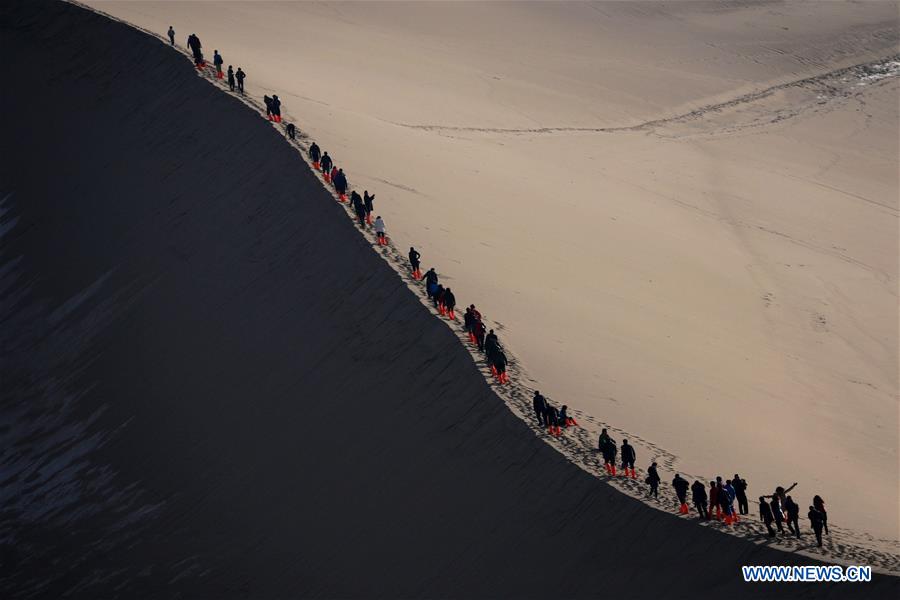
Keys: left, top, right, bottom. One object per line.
{"left": 0, "top": 2, "right": 896, "bottom": 598}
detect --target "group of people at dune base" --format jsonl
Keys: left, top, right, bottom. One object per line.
{"left": 632, "top": 440, "right": 830, "bottom": 546}
{"left": 168, "top": 22, "right": 834, "bottom": 553}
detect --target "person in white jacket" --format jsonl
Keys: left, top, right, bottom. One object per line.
{"left": 373, "top": 216, "right": 386, "bottom": 245}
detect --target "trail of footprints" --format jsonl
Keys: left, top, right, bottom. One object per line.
{"left": 76, "top": 2, "right": 900, "bottom": 575}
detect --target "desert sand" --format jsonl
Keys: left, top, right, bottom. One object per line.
{"left": 85, "top": 0, "right": 900, "bottom": 541}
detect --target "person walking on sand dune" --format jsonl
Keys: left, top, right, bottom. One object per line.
{"left": 286, "top": 123, "right": 296, "bottom": 140}
{"left": 691, "top": 480, "right": 709, "bottom": 519}
{"left": 213, "top": 50, "right": 223, "bottom": 77}
{"left": 484, "top": 329, "right": 499, "bottom": 356}
{"left": 808, "top": 505, "right": 825, "bottom": 547}
{"left": 733, "top": 474, "right": 749, "bottom": 515}
{"left": 759, "top": 496, "right": 776, "bottom": 537}
{"left": 227, "top": 65, "right": 235, "bottom": 91}
{"left": 424, "top": 268, "right": 438, "bottom": 297}
{"left": 463, "top": 307, "right": 475, "bottom": 340}
{"left": 442, "top": 287, "right": 456, "bottom": 319}
{"left": 532, "top": 391, "right": 547, "bottom": 427}
{"left": 813, "top": 495, "right": 828, "bottom": 535}
{"left": 235, "top": 67, "right": 245, "bottom": 94}
{"left": 187, "top": 33, "right": 203, "bottom": 65}
{"left": 432, "top": 284, "right": 445, "bottom": 310}
{"left": 473, "top": 318, "right": 486, "bottom": 352}
{"left": 333, "top": 168, "right": 347, "bottom": 197}
{"left": 672, "top": 474, "right": 690, "bottom": 514}
{"left": 351, "top": 191, "right": 366, "bottom": 226}
{"left": 309, "top": 142, "right": 321, "bottom": 167}
{"left": 264, "top": 95, "right": 273, "bottom": 119}
{"left": 601, "top": 436, "right": 617, "bottom": 475}
{"left": 271, "top": 94, "right": 282, "bottom": 122}
{"left": 784, "top": 495, "right": 800, "bottom": 538}
{"left": 770, "top": 495, "right": 785, "bottom": 534}
{"left": 167, "top": 26, "right": 175, "bottom": 46}
{"left": 543, "top": 400, "right": 559, "bottom": 434}
{"left": 646, "top": 462, "right": 660, "bottom": 499}
{"left": 320, "top": 152, "right": 333, "bottom": 180}
{"left": 408, "top": 247, "right": 421, "bottom": 279}
{"left": 363, "top": 191, "right": 375, "bottom": 224}
{"left": 620, "top": 439, "right": 636, "bottom": 478}
{"left": 598, "top": 428, "right": 611, "bottom": 451}
{"left": 373, "top": 215, "right": 386, "bottom": 245}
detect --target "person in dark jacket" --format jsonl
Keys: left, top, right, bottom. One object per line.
{"left": 600, "top": 436, "right": 617, "bottom": 475}
{"left": 691, "top": 480, "right": 709, "bottom": 519}
{"left": 672, "top": 474, "right": 690, "bottom": 513}
{"left": 187, "top": 33, "right": 202, "bottom": 63}
{"left": 492, "top": 350, "right": 509, "bottom": 384}
{"left": 759, "top": 496, "right": 776, "bottom": 537}
{"left": 559, "top": 404, "right": 577, "bottom": 427}
{"left": 333, "top": 169, "right": 347, "bottom": 197}
{"left": 473, "top": 319, "right": 486, "bottom": 352}
{"left": 647, "top": 462, "right": 661, "bottom": 499}
{"left": 286, "top": 123, "right": 296, "bottom": 140}
{"left": 432, "top": 284, "right": 445, "bottom": 309}
{"left": 227, "top": 65, "right": 235, "bottom": 91}
{"left": 213, "top": 50, "right": 223, "bottom": 77}
{"left": 532, "top": 391, "right": 547, "bottom": 427}
{"left": 464, "top": 307, "right": 476, "bottom": 343}
{"left": 235, "top": 67, "right": 245, "bottom": 93}
{"left": 320, "top": 152, "right": 332, "bottom": 178}
{"left": 351, "top": 191, "right": 366, "bottom": 226}
{"left": 167, "top": 26, "right": 175, "bottom": 46}
{"left": 733, "top": 474, "right": 749, "bottom": 515}
{"left": 271, "top": 95, "right": 282, "bottom": 122}
{"left": 770, "top": 496, "right": 785, "bottom": 534}
{"left": 363, "top": 191, "right": 375, "bottom": 224}
{"left": 424, "top": 268, "right": 438, "bottom": 298}
{"left": 620, "top": 439, "right": 636, "bottom": 478}
{"left": 598, "top": 428, "right": 611, "bottom": 451}
{"left": 808, "top": 506, "right": 825, "bottom": 547}
{"left": 309, "top": 142, "right": 321, "bottom": 167}
{"left": 263, "top": 95, "right": 273, "bottom": 119}
{"left": 543, "top": 401, "right": 559, "bottom": 434}
{"left": 484, "top": 329, "right": 499, "bottom": 361}
{"left": 813, "top": 495, "right": 828, "bottom": 535}
{"left": 784, "top": 496, "right": 800, "bottom": 538}
{"left": 408, "top": 247, "right": 421, "bottom": 279}
{"left": 443, "top": 288, "right": 457, "bottom": 319}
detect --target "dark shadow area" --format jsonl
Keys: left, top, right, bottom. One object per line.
{"left": 0, "top": 1, "right": 896, "bottom": 597}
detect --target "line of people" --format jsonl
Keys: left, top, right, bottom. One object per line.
{"left": 664, "top": 467, "right": 829, "bottom": 545}
{"left": 170, "top": 27, "right": 246, "bottom": 94}
{"left": 306, "top": 142, "right": 387, "bottom": 244}
{"left": 172, "top": 23, "right": 835, "bottom": 552}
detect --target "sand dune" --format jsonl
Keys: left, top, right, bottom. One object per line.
{"left": 12, "top": 2, "right": 900, "bottom": 596}
{"left": 83, "top": 0, "right": 900, "bottom": 541}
